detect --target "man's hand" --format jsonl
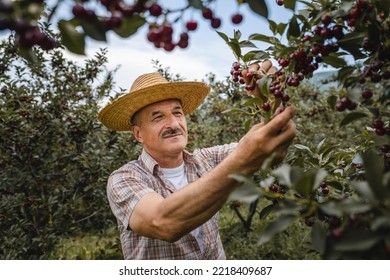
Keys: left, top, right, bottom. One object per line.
{"left": 241, "top": 60, "right": 277, "bottom": 99}
{"left": 232, "top": 105, "right": 296, "bottom": 174}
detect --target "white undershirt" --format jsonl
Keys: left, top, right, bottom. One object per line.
{"left": 161, "top": 163, "right": 204, "bottom": 253}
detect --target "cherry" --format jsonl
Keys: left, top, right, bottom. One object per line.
{"left": 278, "top": 58, "right": 289, "bottom": 67}
{"left": 332, "top": 25, "right": 344, "bottom": 39}
{"left": 180, "top": 32, "right": 189, "bottom": 41}
{"left": 372, "top": 119, "right": 384, "bottom": 129}
{"left": 276, "top": 0, "right": 284, "bottom": 6}
{"left": 262, "top": 102, "right": 271, "bottom": 111}
{"left": 269, "top": 184, "right": 278, "bottom": 192}
{"left": 211, "top": 17, "right": 221, "bottom": 28}
{"left": 332, "top": 227, "right": 344, "bottom": 239}
{"left": 381, "top": 145, "right": 390, "bottom": 153}
{"left": 163, "top": 42, "right": 175, "bottom": 52}
{"left": 231, "top": 13, "right": 243, "bottom": 24}
{"left": 177, "top": 40, "right": 188, "bottom": 49}
{"left": 336, "top": 102, "right": 345, "bottom": 112}
{"left": 375, "top": 128, "right": 386, "bottom": 136}
{"left": 321, "top": 14, "right": 332, "bottom": 25}
{"left": 322, "top": 187, "right": 329, "bottom": 195}
{"left": 149, "top": 4, "right": 162, "bottom": 17}
{"left": 105, "top": 13, "right": 123, "bottom": 29}
{"left": 186, "top": 21, "right": 197, "bottom": 31}
{"left": 202, "top": 8, "right": 213, "bottom": 19}
{"left": 362, "top": 89, "right": 373, "bottom": 99}
{"left": 304, "top": 218, "right": 314, "bottom": 227}
{"left": 232, "top": 62, "right": 240, "bottom": 71}
{"left": 72, "top": 4, "right": 85, "bottom": 17}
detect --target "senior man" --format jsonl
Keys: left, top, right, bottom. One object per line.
{"left": 98, "top": 62, "right": 296, "bottom": 259}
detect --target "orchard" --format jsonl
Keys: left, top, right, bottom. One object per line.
{"left": 1, "top": 0, "right": 389, "bottom": 260}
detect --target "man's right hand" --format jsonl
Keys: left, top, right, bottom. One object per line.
{"left": 231, "top": 105, "right": 296, "bottom": 175}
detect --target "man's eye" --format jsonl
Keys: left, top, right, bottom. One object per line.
{"left": 153, "top": 115, "right": 162, "bottom": 121}
{"left": 174, "top": 111, "right": 183, "bottom": 116}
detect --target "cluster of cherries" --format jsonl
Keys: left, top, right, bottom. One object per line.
{"left": 145, "top": 5, "right": 243, "bottom": 52}
{"left": 0, "top": 1, "right": 56, "bottom": 50}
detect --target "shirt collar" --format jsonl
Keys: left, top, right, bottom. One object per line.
{"left": 139, "top": 148, "right": 196, "bottom": 175}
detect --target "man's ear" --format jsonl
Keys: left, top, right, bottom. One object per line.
{"left": 132, "top": 126, "right": 143, "bottom": 143}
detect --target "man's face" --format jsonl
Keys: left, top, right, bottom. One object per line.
{"left": 131, "top": 99, "right": 188, "bottom": 159}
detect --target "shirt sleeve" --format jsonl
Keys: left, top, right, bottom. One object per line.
{"left": 106, "top": 168, "right": 155, "bottom": 229}
{"left": 193, "top": 143, "right": 238, "bottom": 167}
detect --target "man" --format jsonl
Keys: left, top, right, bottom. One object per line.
{"left": 98, "top": 62, "right": 296, "bottom": 259}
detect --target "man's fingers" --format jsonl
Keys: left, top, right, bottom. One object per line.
{"left": 264, "top": 106, "right": 296, "bottom": 135}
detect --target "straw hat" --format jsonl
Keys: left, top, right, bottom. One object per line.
{"left": 98, "top": 72, "right": 210, "bottom": 131}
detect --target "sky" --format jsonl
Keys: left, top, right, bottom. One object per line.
{"left": 63, "top": 1, "right": 295, "bottom": 93}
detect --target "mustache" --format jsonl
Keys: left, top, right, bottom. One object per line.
{"left": 162, "top": 128, "right": 184, "bottom": 137}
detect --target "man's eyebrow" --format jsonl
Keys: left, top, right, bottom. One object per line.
{"left": 150, "top": 110, "right": 162, "bottom": 117}
{"left": 174, "top": 105, "right": 183, "bottom": 111}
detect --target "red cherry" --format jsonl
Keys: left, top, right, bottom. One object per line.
{"left": 372, "top": 119, "right": 384, "bottom": 129}
{"left": 276, "top": 0, "right": 284, "bottom": 6}
{"left": 278, "top": 58, "right": 289, "bottom": 67}
{"left": 211, "top": 17, "right": 221, "bottom": 28}
{"left": 262, "top": 102, "right": 271, "bottom": 111}
{"left": 186, "top": 21, "right": 198, "bottom": 31}
{"left": 231, "top": 13, "right": 243, "bottom": 24}
{"left": 149, "top": 4, "right": 162, "bottom": 17}
{"left": 202, "top": 8, "right": 213, "bottom": 19}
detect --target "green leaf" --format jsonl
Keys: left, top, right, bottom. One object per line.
{"left": 228, "top": 184, "right": 261, "bottom": 204}
{"left": 257, "top": 75, "right": 271, "bottom": 98}
{"left": 327, "top": 95, "right": 338, "bottom": 109}
{"left": 362, "top": 149, "right": 387, "bottom": 200}
{"left": 277, "top": 23, "right": 288, "bottom": 36}
{"left": 80, "top": 19, "right": 106, "bottom": 41}
{"left": 284, "top": 0, "right": 297, "bottom": 10}
{"left": 241, "top": 96, "right": 263, "bottom": 107}
{"left": 244, "top": 0, "right": 268, "bottom": 18}
{"left": 188, "top": 0, "right": 204, "bottom": 9}
{"left": 234, "top": 30, "right": 242, "bottom": 40}
{"left": 322, "top": 55, "right": 347, "bottom": 68}
{"left": 259, "top": 204, "right": 275, "bottom": 220}
{"left": 17, "top": 47, "right": 39, "bottom": 65}
{"left": 58, "top": 20, "right": 85, "bottom": 55}
{"left": 311, "top": 222, "right": 326, "bottom": 255}
{"left": 259, "top": 215, "right": 296, "bottom": 245}
{"left": 293, "top": 169, "right": 317, "bottom": 199}
{"left": 216, "top": 31, "right": 229, "bottom": 44}
{"left": 228, "top": 173, "right": 260, "bottom": 204}
{"left": 242, "top": 50, "right": 270, "bottom": 62}
{"left": 239, "top": 40, "right": 257, "bottom": 48}
{"left": 340, "top": 112, "right": 367, "bottom": 127}
{"left": 337, "top": 67, "right": 355, "bottom": 83}
{"left": 371, "top": 216, "right": 390, "bottom": 231}
{"left": 248, "top": 33, "right": 274, "bottom": 44}
{"left": 227, "top": 41, "right": 242, "bottom": 58}
{"left": 287, "top": 16, "right": 300, "bottom": 39}
{"left": 222, "top": 108, "right": 250, "bottom": 115}
{"left": 334, "top": 230, "right": 382, "bottom": 252}
{"left": 294, "top": 144, "right": 312, "bottom": 153}
{"left": 272, "top": 164, "right": 293, "bottom": 187}
{"left": 268, "top": 19, "right": 278, "bottom": 34}
{"left": 114, "top": 15, "right": 146, "bottom": 38}
{"left": 338, "top": 32, "right": 367, "bottom": 60}
{"left": 350, "top": 181, "right": 377, "bottom": 204}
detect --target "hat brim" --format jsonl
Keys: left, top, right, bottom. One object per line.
{"left": 98, "top": 81, "right": 210, "bottom": 131}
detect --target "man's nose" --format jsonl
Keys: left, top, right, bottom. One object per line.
{"left": 165, "top": 113, "right": 180, "bottom": 127}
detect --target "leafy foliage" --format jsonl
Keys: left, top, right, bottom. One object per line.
{"left": 0, "top": 35, "right": 138, "bottom": 259}
{"left": 219, "top": 0, "right": 390, "bottom": 259}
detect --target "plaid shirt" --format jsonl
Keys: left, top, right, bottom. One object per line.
{"left": 106, "top": 143, "right": 237, "bottom": 259}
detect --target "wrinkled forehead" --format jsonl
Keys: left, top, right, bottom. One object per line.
{"left": 131, "top": 99, "right": 182, "bottom": 123}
